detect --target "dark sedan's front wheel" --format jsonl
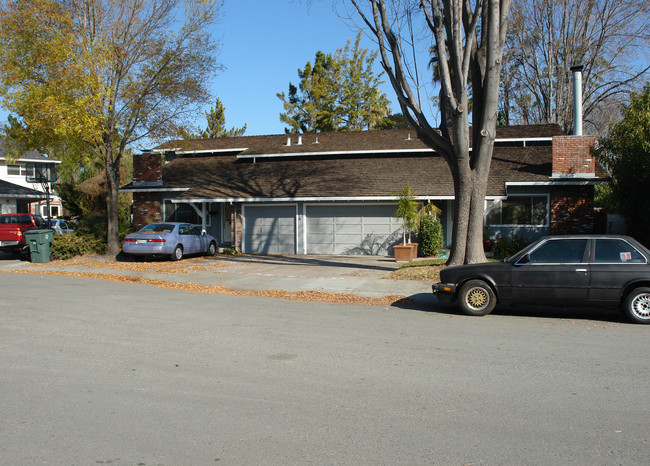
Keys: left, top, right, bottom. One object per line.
{"left": 624, "top": 287, "right": 650, "bottom": 324}
{"left": 458, "top": 280, "right": 497, "bottom": 316}
{"left": 207, "top": 241, "right": 217, "bottom": 256}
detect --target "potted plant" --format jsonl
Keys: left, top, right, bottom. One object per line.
{"left": 393, "top": 186, "right": 419, "bottom": 261}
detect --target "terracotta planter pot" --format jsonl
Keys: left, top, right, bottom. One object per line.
{"left": 410, "top": 243, "right": 419, "bottom": 260}
{"left": 394, "top": 243, "right": 417, "bottom": 262}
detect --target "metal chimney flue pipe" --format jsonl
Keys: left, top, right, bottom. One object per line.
{"left": 570, "top": 65, "right": 584, "bottom": 136}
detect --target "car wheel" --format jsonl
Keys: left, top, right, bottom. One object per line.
{"left": 207, "top": 241, "right": 217, "bottom": 256}
{"left": 458, "top": 279, "right": 497, "bottom": 316}
{"left": 171, "top": 245, "right": 183, "bottom": 261}
{"left": 623, "top": 287, "right": 650, "bottom": 324}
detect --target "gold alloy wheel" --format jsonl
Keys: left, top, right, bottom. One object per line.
{"left": 467, "top": 286, "right": 489, "bottom": 310}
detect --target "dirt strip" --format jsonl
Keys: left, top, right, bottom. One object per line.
{"left": 2, "top": 269, "right": 414, "bottom": 307}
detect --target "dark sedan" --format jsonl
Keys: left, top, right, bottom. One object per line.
{"left": 433, "top": 235, "right": 650, "bottom": 324}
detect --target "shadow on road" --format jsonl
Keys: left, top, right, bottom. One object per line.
{"left": 396, "top": 295, "right": 630, "bottom": 325}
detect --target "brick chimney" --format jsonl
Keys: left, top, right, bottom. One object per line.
{"left": 133, "top": 151, "right": 163, "bottom": 186}
{"left": 552, "top": 135, "right": 596, "bottom": 178}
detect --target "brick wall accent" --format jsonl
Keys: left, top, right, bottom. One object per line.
{"left": 133, "top": 152, "right": 162, "bottom": 185}
{"left": 132, "top": 192, "right": 161, "bottom": 230}
{"left": 550, "top": 185, "right": 595, "bottom": 234}
{"left": 552, "top": 135, "right": 596, "bottom": 177}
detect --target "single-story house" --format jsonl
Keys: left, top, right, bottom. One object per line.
{"left": 121, "top": 124, "right": 607, "bottom": 255}
{"left": 0, "top": 146, "right": 62, "bottom": 217}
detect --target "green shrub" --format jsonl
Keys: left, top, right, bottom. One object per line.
{"left": 419, "top": 215, "right": 444, "bottom": 257}
{"left": 492, "top": 235, "right": 529, "bottom": 259}
{"left": 50, "top": 232, "right": 107, "bottom": 260}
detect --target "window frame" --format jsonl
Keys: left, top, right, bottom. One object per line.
{"left": 485, "top": 194, "right": 549, "bottom": 227}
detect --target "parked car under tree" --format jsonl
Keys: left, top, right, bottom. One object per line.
{"left": 433, "top": 235, "right": 650, "bottom": 324}
{"left": 122, "top": 222, "right": 218, "bottom": 261}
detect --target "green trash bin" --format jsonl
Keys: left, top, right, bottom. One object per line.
{"left": 24, "top": 229, "right": 54, "bottom": 263}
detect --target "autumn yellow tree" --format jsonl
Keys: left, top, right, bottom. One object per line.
{"left": 0, "top": 0, "right": 223, "bottom": 255}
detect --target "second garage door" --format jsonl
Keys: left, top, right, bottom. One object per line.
{"left": 306, "top": 204, "right": 401, "bottom": 255}
{"left": 243, "top": 205, "right": 296, "bottom": 254}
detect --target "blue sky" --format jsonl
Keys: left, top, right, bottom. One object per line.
{"left": 210, "top": 0, "right": 398, "bottom": 135}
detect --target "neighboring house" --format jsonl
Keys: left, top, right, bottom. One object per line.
{"left": 121, "top": 124, "right": 607, "bottom": 255}
{"left": 0, "top": 145, "right": 62, "bottom": 217}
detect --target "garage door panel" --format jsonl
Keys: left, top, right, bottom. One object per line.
{"left": 364, "top": 224, "right": 393, "bottom": 235}
{"left": 306, "top": 204, "right": 401, "bottom": 255}
{"left": 335, "top": 224, "right": 362, "bottom": 234}
{"left": 335, "top": 217, "right": 361, "bottom": 226}
{"left": 309, "top": 224, "right": 335, "bottom": 235}
{"left": 244, "top": 205, "right": 296, "bottom": 254}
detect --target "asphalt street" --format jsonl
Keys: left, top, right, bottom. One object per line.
{"left": 1, "top": 272, "right": 648, "bottom": 465}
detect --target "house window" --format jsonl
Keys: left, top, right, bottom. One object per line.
{"left": 486, "top": 195, "right": 548, "bottom": 226}
{"left": 7, "top": 164, "right": 35, "bottom": 177}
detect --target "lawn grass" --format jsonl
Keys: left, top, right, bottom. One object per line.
{"left": 385, "top": 257, "right": 447, "bottom": 281}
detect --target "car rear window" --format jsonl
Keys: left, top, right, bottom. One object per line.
{"left": 140, "top": 223, "right": 175, "bottom": 234}
{"left": 594, "top": 239, "right": 646, "bottom": 263}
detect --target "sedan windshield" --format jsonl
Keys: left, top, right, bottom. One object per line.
{"left": 139, "top": 223, "right": 176, "bottom": 234}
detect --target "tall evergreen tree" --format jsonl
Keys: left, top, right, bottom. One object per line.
{"left": 277, "top": 32, "right": 391, "bottom": 133}
{"left": 200, "top": 98, "right": 246, "bottom": 138}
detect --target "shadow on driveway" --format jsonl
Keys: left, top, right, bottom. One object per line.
{"left": 207, "top": 254, "right": 400, "bottom": 273}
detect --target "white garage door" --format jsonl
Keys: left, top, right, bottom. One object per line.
{"left": 243, "top": 205, "right": 296, "bottom": 254}
{"left": 306, "top": 204, "right": 401, "bottom": 255}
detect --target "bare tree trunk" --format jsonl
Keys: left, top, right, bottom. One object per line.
{"left": 349, "top": 0, "right": 509, "bottom": 265}
{"left": 104, "top": 144, "right": 121, "bottom": 257}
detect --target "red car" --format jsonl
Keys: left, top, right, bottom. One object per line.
{"left": 0, "top": 213, "right": 47, "bottom": 254}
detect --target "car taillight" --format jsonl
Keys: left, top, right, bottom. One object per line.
{"left": 124, "top": 238, "right": 136, "bottom": 242}
{"left": 148, "top": 239, "right": 165, "bottom": 243}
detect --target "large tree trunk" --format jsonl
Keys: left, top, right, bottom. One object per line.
{"left": 447, "top": 149, "right": 489, "bottom": 266}
{"left": 104, "top": 145, "right": 121, "bottom": 257}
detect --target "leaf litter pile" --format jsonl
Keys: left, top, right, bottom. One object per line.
{"left": 3, "top": 256, "right": 417, "bottom": 307}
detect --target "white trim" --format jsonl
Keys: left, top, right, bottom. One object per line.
{"left": 172, "top": 195, "right": 456, "bottom": 204}
{"left": 234, "top": 137, "right": 555, "bottom": 160}
{"left": 506, "top": 180, "right": 602, "bottom": 187}
{"left": 119, "top": 187, "right": 189, "bottom": 193}
{"left": 177, "top": 148, "right": 248, "bottom": 155}
{"left": 237, "top": 148, "right": 435, "bottom": 160}
{"left": 494, "top": 137, "right": 553, "bottom": 144}
{"left": 0, "top": 156, "right": 61, "bottom": 164}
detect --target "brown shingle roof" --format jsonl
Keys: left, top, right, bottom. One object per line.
{"left": 155, "top": 124, "right": 564, "bottom": 156}
{"left": 129, "top": 125, "right": 604, "bottom": 200}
